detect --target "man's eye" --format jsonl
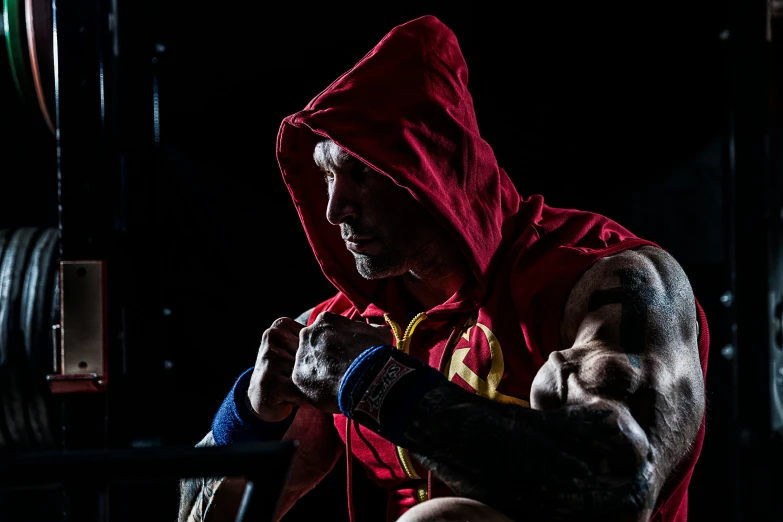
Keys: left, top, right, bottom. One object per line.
{"left": 350, "top": 162, "right": 369, "bottom": 180}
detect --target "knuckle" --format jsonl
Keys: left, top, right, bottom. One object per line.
{"left": 259, "top": 348, "right": 275, "bottom": 362}
{"left": 270, "top": 317, "right": 290, "bottom": 329}
{"left": 315, "top": 310, "right": 337, "bottom": 325}
{"left": 258, "top": 339, "right": 272, "bottom": 353}
{"left": 291, "top": 369, "right": 304, "bottom": 388}
{"left": 299, "top": 323, "right": 312, "bottom": 340}
{"left": 261, "top": 326, "right": 283, "bottom": 347}
{"left": 263, "top": 327, "right": 289, "bottom": 349}
{"left": 259, "top": 328, "right": 272, "bottom": 346}
{"left": 301, "top": 323, "right": 326, "bottom": 346}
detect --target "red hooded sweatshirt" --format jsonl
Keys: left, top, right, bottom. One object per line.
{"left": 276, "top": 15, "right": 709, "bottom": 522}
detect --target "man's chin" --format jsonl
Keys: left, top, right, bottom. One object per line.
{"left": 353, "top": 254, "right": 403, "bottom": 280}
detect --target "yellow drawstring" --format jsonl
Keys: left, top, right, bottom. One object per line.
{"left": 345, "top": 312, "right": 476, "bottom": 516}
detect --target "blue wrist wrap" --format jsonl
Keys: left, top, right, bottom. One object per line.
{"left": 338, "top": 345, "right": 445, "bottom": 445}
{"left": 212, "top": 367, "right": 297, "bottom": 445}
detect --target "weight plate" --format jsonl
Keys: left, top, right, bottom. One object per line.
{"left": 2, "top": 0, "right": 33, "bottom": 105}
{"left": 2, "top": 361, "right": 31, "bottom": 449}
{"left": 20, "top": 227, "right": 42, "bottom": 362}
{"left": 0, "top": 226, "right": 40, "bottom": 449}
{"left": 19, "top": 227, "right": 44, "bottom": 448}
{"left": 0, "top": 227, "right": 21, "bottom": 449}
{"left": 30, "top": 226, "right": 58, "bottom": 449}
{"left": 0, "top": 228, "right": 10, "bottom": 450}
{"left": 20, "top": 226, "right": 57, "bottom": 449}
{"left": 15, "top": 226, "right": 47, "bottom": 451}
{"left": 21, "top": 226, "right": 55, "bottom": 365}
{"left": 0, "top": 227, "right": 18, "bottom": 373}
{"left": 46, "top": 230, "right": 60, "bottom": 448}
{"left": 0, "top": 226, "right": 37, "bottom": 366}
{"left": 25, "top": 0, "right": 54, "bottom": 134}
{"left": 33, "top": 227, "right": 57, "bottom": 373}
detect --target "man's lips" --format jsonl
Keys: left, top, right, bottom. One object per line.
{"left": 343, "top": 236, "right": 376, "bottom": 252}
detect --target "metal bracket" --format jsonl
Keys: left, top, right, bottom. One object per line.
{"left": 46, "top": 260, "right": 108, "bottom": 393}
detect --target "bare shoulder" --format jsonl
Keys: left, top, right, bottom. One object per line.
{"left": 576, "top": 246, "right": 693, "bottom": 297}
{"left": 561, "top": 245, "right": 699, "bottom": 352}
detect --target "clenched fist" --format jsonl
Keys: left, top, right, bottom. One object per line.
{"left": 247, "top": 317, "right": 308, "bottom": 422}
{"left": 292, "top": 311, "right": 394, "bottom": 413}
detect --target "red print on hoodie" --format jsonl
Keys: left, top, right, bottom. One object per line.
{"left": 276, "top": 14, "right": 709, "bottom": 522}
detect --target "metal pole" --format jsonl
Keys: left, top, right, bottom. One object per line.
{"left": 727, "top": 0, "right": 782, "bottom": 519}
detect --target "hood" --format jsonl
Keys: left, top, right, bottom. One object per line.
{"left": 276, "top": 15, "right": 522, "bottom": 316}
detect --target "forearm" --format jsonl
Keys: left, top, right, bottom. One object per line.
{"left": 177, "top": 370, "right": 296, "bottom": 521}
{"left": 177, "top": 420, "right": 342, "bottom": 522}
{"left": 405, "top": 359, "right": 700, "bottom": 522}
{"left": 179, "top": 366, "right": 342, "bottom": 522}
{"left": 178, "top": 432, "right": 247, "bottom": 522}
{"left": 404, "top": 381, "right": 533, "bottom": 508}
{"left": 406, "top": 382, "right": 653, "bottom": 520}
{"left": 338, "top": 346, "right": 652, "bottom": 521}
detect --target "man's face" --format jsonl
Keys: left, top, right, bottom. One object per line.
{"left": 313, "top": 139, "right": 451, "bottom": 280}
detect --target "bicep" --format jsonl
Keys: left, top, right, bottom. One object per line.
{"left": 533, "top": 246, "right": 704, "bottom": 479}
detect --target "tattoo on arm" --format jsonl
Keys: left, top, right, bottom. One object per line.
{"left": 179, "top": 477, "right": 224, "bottom": 522}
{"left": 587, "top": 287, "right": 625, "bottom": 312}
{"left": 559, "top": 248, "right": 703, "bottom": 516}
{"left": 588, "top": 268, "right": 674, "bottom": 363}
{"left": 177, "top": 432, "right": 226, "bottom": 522}
{"left": 401, "top": 254, "right": 697, "bottom": 520}
{"left": 404, "top": 382, "right": 531, "bottom": 512}
{"left": 403, "top": 381, "right": 650, "bottom": 521}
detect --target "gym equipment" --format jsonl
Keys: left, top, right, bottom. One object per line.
{"left": 0, "top": 226, "right": 60, "bottom": 452}
{"left": 2, "top": 0, "right": 55, "bottom": 134}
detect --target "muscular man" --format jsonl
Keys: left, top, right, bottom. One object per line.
{"left": 179, "top": 15, "right": 708, "bottom": 522}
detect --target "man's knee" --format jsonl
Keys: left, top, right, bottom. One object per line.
{"left": 396, "top": 497, "right": 514, "bottom": 522}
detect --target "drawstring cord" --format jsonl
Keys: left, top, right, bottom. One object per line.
{"left": 346, "top": 417, "right": 356, "bottom": 522}
{"left": 344, "top": 312, "right": 476, "bottom": 520}
{"left": 437, "top": 312, "right": 475, "bottom": 374}
{"left": 428, "top": 312, "right": 475, "bottom": 502}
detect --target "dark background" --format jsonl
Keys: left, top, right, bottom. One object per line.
{"left": 1, "top": 0, "right": 781, "bottom": 521}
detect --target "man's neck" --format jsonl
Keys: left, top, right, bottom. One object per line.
{"left": 400, "top": 263, "right": 470, "bottom": 316}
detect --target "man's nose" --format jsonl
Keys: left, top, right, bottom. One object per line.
{"left": 326, "top": 176, "right": 360, "bottom": 225}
